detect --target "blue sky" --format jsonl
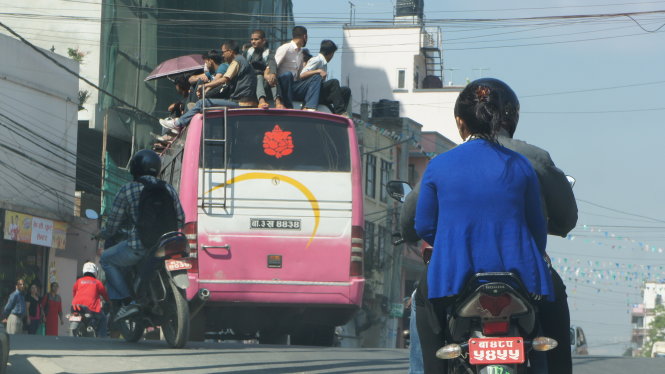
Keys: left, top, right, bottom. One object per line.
{"left": 292, "top": 0, "right": 665, "bottom": 355}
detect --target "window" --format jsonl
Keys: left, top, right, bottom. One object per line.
{"left": 377, "top": 225, "right": 387, "bottom": 265}
{"left": 364, "top": 221, "right": 375, "bottom": 266}
{"left": 397, "top": 69, "right": 406, "bottom": 89}
{"left": 379, "top": 160, "right": 393, "bottom": 202}
{"left": 365, "top": 154, "right": 377, "bottom": 198}
{"left": 203, "top": 115, "right": 351, "bottom": 172}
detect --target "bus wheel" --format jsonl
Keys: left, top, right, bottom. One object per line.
{"left": 290, "top": 324, "right": 335, "bottom": 346}
{"left": 258, "top": 328, "right": 289, "bottom": 345}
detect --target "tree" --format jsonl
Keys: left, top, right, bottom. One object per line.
{"left": 643, "top": 304, "right": 665, "bottom": 357}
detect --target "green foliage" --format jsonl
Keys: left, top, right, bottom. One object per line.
{"left": 78, "top": 90, "right": 90, "bottom": 111}
{"left": 67, "top": 47, "right": 86, "bottom": 63}
{"left": 643, "top": 304, "right": 665, "bottom": 357}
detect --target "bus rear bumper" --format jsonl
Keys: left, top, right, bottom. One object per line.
{"left": 187, "top": 276, "right": 365, "bottom": 307}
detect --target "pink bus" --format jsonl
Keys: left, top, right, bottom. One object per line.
{"left": 159, "top": 107, "right": 365, "bottom": 345}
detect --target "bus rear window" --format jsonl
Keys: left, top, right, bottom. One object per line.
{"left": 203, "top": 115, "right": 351, "bottom": 172}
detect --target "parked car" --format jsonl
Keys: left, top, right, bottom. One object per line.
{"left": 570, "top": 325, "right": 588, "bottom": 355}
{"left": 0, "top": 322, "right": 8, "bottom": 374}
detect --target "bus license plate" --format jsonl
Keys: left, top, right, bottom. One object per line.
{"left": 69, "top": 315, "right": 82, "bottom": 322}
{"left": 250, "top": 218, "right": 301, "bottom": 230}
{"left": 468, "top": 337, "right": 525, "bottom": 365}
{"left": 165, "top": 258, "right": 192, "bottom": 271}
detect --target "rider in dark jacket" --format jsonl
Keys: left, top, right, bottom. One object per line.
{"left": 96, "top": 150, "right": 185, "bottom": 321}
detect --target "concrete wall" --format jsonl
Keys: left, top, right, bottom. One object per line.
{"left": 0, "top": 0, "right": 102, "bottom": 127}
{"left": 0, "top": 34, "right": 79, "bottom": 219}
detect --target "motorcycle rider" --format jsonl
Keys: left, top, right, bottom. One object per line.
{"left": 96, "top": 150, "right": 185, "bottom": 321}
{"left": 71, "top": 262, "right": 110, "bottom": 336}
{"left": 405, "top": 78, "right": 577, "bottom": 373}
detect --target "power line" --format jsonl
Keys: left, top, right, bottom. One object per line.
{"left": 577, "top": 199, "right": 665, "bottom": 224}
{"left": 0, "top": 19, "right": 157, "bottom": 121}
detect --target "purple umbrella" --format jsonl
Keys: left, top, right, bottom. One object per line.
{"left": 144, "top": 54, "right": 204, "bottom": 81}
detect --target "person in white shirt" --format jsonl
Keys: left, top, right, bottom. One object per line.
{"left": 300, "top": 40, "right": 350, "bottom": 115}
{"left": 275, "top": 26, "right": 322, "bottom": 110}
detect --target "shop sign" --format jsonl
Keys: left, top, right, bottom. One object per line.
{"left": 3, "top": 210, "right": 68, "bottom": 249}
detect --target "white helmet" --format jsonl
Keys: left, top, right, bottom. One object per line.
{"left": 82, "top": 262, "right": 98, "bottom": 277}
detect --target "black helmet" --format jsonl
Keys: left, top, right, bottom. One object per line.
{"left": 129, "top": 149, "right": 161, "bottom": 179}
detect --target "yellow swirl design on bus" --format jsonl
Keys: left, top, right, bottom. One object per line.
{"left": 206, "top": 172, "right": 319, "bottom": 248}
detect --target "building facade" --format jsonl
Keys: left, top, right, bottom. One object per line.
{"left": 0, "top": 34, "right": 98, "bottom": 331}
{"left": 631, "top": 282, "right": 665, "bottom": 356}
{"left": 341, "top": 1, "right": 463, "bottom": 142}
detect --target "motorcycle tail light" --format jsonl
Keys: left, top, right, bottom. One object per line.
{"left": 479, "top": 294, "right": 512, "bottom": 316}
{"left": 532, "top": 336, "right": 558, "bottom": 351}
{"left": 163, "top": 237, "right": 188, "bottom": 258}
{"left": 482, "top": 320, "right": 510, "bottom": 335}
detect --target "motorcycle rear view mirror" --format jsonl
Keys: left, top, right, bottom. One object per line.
{"left": 385, "top": 180, "right": 412, "bottom": 203}
{"left": 84, "top": 209, "right": 99, "bottom": 220}
{"left": 566, "top": 175, "right": 576, "bottom": 188}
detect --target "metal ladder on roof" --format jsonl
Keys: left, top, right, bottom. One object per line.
{"left": 199, "top": 99, "right": 231, "bottom": 212}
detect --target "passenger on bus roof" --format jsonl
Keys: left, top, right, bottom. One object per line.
{"left": 159, "top": 40, "right": 256, "bottom": 131}
{"left": 245, "top": 29, "right": 285, "bottom": 110}
{"left": 154, "top": 76, "right": 197, "bottom": 146}
{"left": 187, "top": 49, "right": 229, "bottom": 94}
{"left": 275, "top": 26, "right": 322, "bottom": 111}
{"left": 300, "top": 39, "right": 351, "bottom": 116}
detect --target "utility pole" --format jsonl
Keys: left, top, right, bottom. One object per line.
{"left": 348, "top": 1, "right": 356, "bottom": 26}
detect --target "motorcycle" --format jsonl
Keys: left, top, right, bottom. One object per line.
{"left": 436, "top": 272, "right": 556, "bottom": 373}
{"left": 115, "top": 231, "right": 192, "bottom": 348}
{"left": 386, "top": 181, "right": 559, "bottom": 373}
{"left": 69, "top": 305, "right": 99, "bottom": 338}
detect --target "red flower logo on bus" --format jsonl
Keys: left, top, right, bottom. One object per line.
{"left": 263, "top": 124, "right": 294, "bottom": 158}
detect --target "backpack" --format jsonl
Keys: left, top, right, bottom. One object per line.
{"left": 135, "top": 179, "right": 179, "bottom": 249}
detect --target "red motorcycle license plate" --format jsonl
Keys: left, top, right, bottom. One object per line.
{"left": 468, "top": 337, "right": 525, "bottom": 364}
{"left": 69, "top": 315, "right": 82, "bottom": 322}
{"left": 165, "top": 258, "right": 192, "bottom": 271}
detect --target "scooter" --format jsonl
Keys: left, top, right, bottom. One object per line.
{"left": 115, "top": 231, "right": 192, "bottom": 348}
{"left": 69, "top": 304, "right": 99, "bottom": 338}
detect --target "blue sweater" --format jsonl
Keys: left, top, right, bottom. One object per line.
{"left": 415, "top": 139, "right": 554, "bottom": 301}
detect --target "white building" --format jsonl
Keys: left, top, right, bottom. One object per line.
{"left": 0, "top": 0, "right": 102, "bottom": 128}
{"left": 0, "top": 33, "right": 97, "bottom": 334}
{"left": 341, "top": 1, "right": 464, "bottom": 143}
{"left": 631, "top": 282, "right": 665, "bottom": 355}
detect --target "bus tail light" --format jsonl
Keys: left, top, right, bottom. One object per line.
{"left": 350, "top": 225, "right": 364, "bottom": 276}
{"left": 183, "top": 222, "right": 198, "bottom": 270}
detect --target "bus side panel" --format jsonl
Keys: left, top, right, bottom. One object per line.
{"left": 180, "top": 114, "right": 203, "bottom": 224}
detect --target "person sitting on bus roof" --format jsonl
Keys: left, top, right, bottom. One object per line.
{"left": 275, "top": 26, "right": 322, "bottom": 111}
{"left": 300, "top": 40, "right": 351, "bottom": 116}
{"left": 159, "top": 40, "right": 255, "bottom": 130}
{"left": 187, "top": 50, "right": 229, "bottom": 92}
{"left": 245, "top": 29, "right": 285, "bottom": 110}
{"left": 155, "top": 76, "right": 196, "bottom": 146}
{"left": 216, "top": 39, "right": 258, "bottom": 107}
